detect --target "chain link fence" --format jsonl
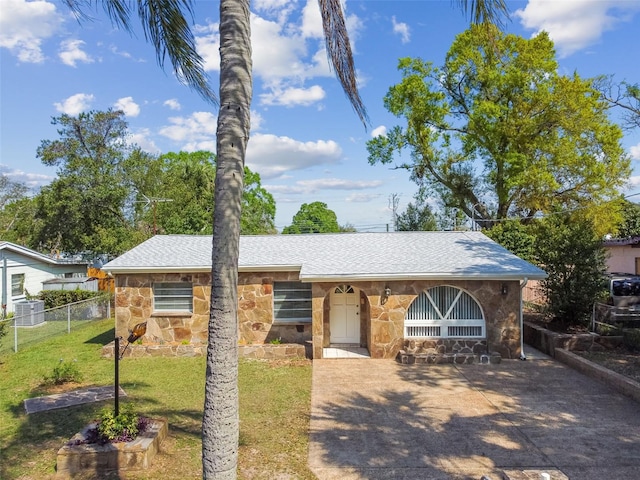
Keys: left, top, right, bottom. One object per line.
{"left": 0, "top": 295, "right": 111, "bottom": 354}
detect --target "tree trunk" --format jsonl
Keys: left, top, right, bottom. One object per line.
{"left": 202, "top": 1, "right": 252, "bottom": 479}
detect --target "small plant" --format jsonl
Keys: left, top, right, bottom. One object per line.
{"left": 269, "top": 337, "right": 282, "bottom": 345}
{"left": 181, "top": 339, "right": 190, "bottom": 345}
{"left": 44, "top": 359, "right": 82, "bottom": 385}
{"left": 97, "top": 403, "right": 141, "bottom": 442}
{"left": 69, "top": 404, "right": 150, "bottom": 446}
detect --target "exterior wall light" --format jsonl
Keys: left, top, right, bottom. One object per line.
{"left": 501, "top": 283, "right": 508, "bottom": 296}
{"left": 381, "top": 286, "right": 391, "bottom": 305}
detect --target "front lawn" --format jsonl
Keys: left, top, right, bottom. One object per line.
{"left": 0, "top": 318, "right": 314, "bottom": 479}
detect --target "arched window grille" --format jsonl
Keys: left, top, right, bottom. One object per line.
{"left": 405, "top": 286, "right": 485, "bottom": 338}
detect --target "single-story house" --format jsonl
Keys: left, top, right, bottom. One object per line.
{"left": 102, "top": 231, "right": 546, "bottom": 360}
{"left": 0, "top": 242, "right": 89, "bottom": 316}
{"left": 603, "top": 236, "right": 640, "bottom": 275}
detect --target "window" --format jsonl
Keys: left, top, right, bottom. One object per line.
{"left": 11, "top": 274, "right": 25, "bottom": 297}
{"left": 153, "top": 282, "right": 192, "bottom": 312}
{"left": 273, "top": 281, "right": 312, "bottom": 323}
{"left": 405, "top": 285, "right": 485, "bottom": 338}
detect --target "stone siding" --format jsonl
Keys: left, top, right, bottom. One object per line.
{"left": 114, "top": 273, "right": 521, "bottom": 360}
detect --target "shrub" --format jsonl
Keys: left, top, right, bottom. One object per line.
{"left": 44, "top": 359, "right": 83, "bottom": 385}
{"left": 623, "top": 328, "right": 640, "bottom": 352}
{"left": 534, "top": 215, "right": 608, "bottom": 327}
{"left": 0, "top": 319, "right": 8, "bottom": 349}
{"left": 96, "top": 404, "right": 141, "bottom": 442}
{"left": 37, "top": 290, "right": 104, "bottom": 309}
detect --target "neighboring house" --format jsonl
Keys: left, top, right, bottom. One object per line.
{"left": 0, "top": 242, "right": 89, "bottom": 316}
{"left": 604, "top": 236, "right": 640, "bottom": 275}
{"left": 103, "top": 232, "right": 547, "bottom": 360}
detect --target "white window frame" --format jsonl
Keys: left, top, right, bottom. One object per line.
{"left": 153, "top": 282, "right": 193, "bottom": 313}
{"left": 11, "top": 273, "right": 25, "bottom": 297}
{"left": 404, "top": 285, "right": 485, "bottom": 339}
{"left": 273, "top": 281, "right": 312, "bottom": 324}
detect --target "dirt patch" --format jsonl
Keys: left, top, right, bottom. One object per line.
{"left": 575, "top": 349, "right": 640, "bottom": 383}
{"left": 525, "top": 311, "right": 640, "bottom": 384}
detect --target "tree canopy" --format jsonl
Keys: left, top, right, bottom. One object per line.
{"left": 2, "top": 111, "right": 277, "bottom": 255}
{"left": 395, "top": 196, "right": 438, "bottom": 231}
{"left": 282, "top": 201, "right": 343, "bottom": 234}
{"left": 367, "top": 24, "right": 630, "bottom": 233}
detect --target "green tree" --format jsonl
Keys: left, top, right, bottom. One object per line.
{"left": 0, "top": 176, "right": 37, "bottom": 245}
{"left": 140, "top": 151, "right": 276, "bottom": 235}
{"left": 368, "top": 25, "right": 630, "bottom": 234}
{"left": 34, "top": 110, "right": 139, "bottom": 254}
{"left": 534, "top": 214, "right": 608, "bottom": 327}
{"left": 484, "top": 219, "right": 535, "bottom": 263}
{"left": 395, "top": 196, "right": 438, "bottom": 231}
{"left": 595, "top": 76, "right": 640, "bottom": 130}
{"left": 282, "top": 201, "right": 341, "bottom": 234}
{"left": 617, "top": 199, "right": 640, "bottom": 238}
{"left": 64, "top": 1, "right": 507, "bottom": 478}
{"left": 240, "top": 167, "right": 276, "bottom": 235}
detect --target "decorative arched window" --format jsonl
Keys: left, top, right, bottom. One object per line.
{"left": 405, "top": 286, "right": 485, "bottom": 338}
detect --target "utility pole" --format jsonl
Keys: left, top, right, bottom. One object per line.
{"left": 388, "top": 194, "right": 400, "bottom": 232}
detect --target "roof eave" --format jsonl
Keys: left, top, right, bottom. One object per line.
{"left": 299, "top": 272, "right": 547, "bottom": 282}
{"left": 103, "top": 265, "right": 302, "bottom": 275}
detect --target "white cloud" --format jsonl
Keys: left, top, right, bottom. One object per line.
{"left": 54, "top": 93, "right": 94, "bottom": 115}
{"left": 371, "top": 125, "right": 387, "bottom": 138}
{"left": 515, "top": 0, "right": 640, "bottom": 57}
{"left": 246, "top": 133, "right": 342, "bottom": 179}
{"left": 392, "top": 16, "right": 410, "bottom": 44}
{"left": 114, "top": 96, "right": 140, "bottom": 117}
{"left": 260, "top": 85, "right": 325, "bottom": 107}
{"left": 163, "top": 99, "right": 181, "bottom": 110}
{"left": 346, "top": 193, "right": 383, "bottom": 203}
{"left": 251, "top": 110, "right": 265, "bottom": 131}
{"left": 158, "top": 111, "right": 217, "bottom": 151}
{"left": 0, "top": 0, "right": 63, "bottom": 63}
{"left": 296, "top": 178, "right": 383, "bottom": 192}
{"left": 194, "top": 22, "right": 220, "bottom": 72}
{"left": 59, "top": 39, "right": 93, "bottom": 67}
{"left": 0, "top": 164, "right": 53, "bottom": 189}
{"left": 194, "top": 1, "right": 362, "bottom": 107}
{"left": 630, "top": 143, "right": 640, "bottom": 160}
{"left": 129, "top": 128, "right": 161, "bottom": 154}
{"left": 626, "top": 176, "right": 640, "bottom": 189}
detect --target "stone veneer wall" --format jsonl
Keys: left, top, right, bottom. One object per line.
{"left": 312, "top": 279, "right": 521, "bottom": 360}
{"left": 115, "top": 273, "right": 520, "bottom": 360}
{"left": 114, "top": 271, "right": 313, "bottom": 346}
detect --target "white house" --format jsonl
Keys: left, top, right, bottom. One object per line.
{"left": 0, "top": 242, "right": 89, "bottom": 316}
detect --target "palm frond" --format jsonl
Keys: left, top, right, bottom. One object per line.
{"left": 63, "top": 0, "right": 217, "bottom": 105}
{"left": 318, "top": 0, "right": 369, "bottom": 128}
{"left": 453, "top": 0, "right": 510, "bottom": 27}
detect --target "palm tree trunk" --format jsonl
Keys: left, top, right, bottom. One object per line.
{"left": 202, "top": 1, "right": 252, "bottom": 478}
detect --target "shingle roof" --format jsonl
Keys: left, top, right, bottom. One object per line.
{"left": 102, "top": 232, "right": 546, "bottom": 281}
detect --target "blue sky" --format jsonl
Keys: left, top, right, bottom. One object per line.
{"left": 1, "top": 0, "right": 640, "bottom": 232}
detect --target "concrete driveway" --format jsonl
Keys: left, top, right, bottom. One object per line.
{"left": 308, "top": 348, "right": 640, "bottom": 480}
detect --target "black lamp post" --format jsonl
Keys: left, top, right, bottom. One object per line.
{"left": 115, "top": 322, "right": 147, "bottom": 416}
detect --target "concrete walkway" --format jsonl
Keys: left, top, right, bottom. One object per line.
{"left": 309, "top": 347, "right": 640, "bottom": 480}
{"left": 24, "top": 386, "right": 126, "bottom": 414}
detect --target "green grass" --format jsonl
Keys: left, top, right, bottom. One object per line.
{"left": 0, "top": 319, "right": 314, "bottom": 479}
{"left": 0, "top": 319, "right": 97, "bottom": 355}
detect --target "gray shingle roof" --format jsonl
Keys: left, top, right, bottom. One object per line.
{"left": 102, "top": 231, "right": 547, "bottom": 280}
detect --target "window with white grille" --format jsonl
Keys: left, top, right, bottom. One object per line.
{"left": 273, "top": 281, "right": 312, "bottom": 323}
{"left": 405, "top": 286, "right": 484, "bottom": 338}
{"left": 153, "top": 282, "right": 193, "bottom": 312}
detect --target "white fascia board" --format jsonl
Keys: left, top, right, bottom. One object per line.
{"left": 299, "top": 272, "right": 547, "bottom": 282}
{"left": 103, "top": 265, "right": 301, "bottom": 275}
{"left": 238, "top": 265, "right": 302, "bottom": 273}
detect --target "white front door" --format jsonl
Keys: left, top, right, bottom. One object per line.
{"left": 330, "top": 285, "right": 360, "bottom": 344}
